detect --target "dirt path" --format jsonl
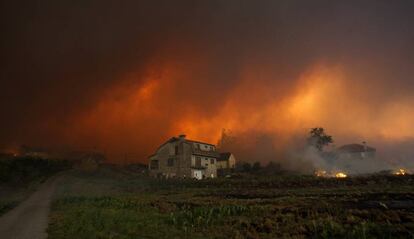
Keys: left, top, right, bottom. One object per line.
{"left": 0, "top": 174, "right": 64, "bottom": 239}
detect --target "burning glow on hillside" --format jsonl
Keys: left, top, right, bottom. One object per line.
{"left": 315, "top": 170, "right": 348, "bottom": 178}
{"left": 335, "top": 172, "right": 347, "bottom": 178}
{"left": 315, "top": 170, "right": 327, "bottom": 177}
{"left": 395, "top": 169, "right": 407, "bottom": 176}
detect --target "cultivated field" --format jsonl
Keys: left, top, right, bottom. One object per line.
{"left": 48, "top": 167, "right": 414, "bottom": 239}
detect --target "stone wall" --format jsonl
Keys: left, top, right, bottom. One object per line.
{"left": 149, "top": 138, "right": 218, "bottom": 179}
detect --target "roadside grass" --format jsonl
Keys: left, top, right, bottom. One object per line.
{"left": 0, "top": 176, "right": 58, "bottom": 216}
{"left": 48, "top": 169, "right": 414, "bottom": 238}
{"left": 0, "top": 201, "right": 18, "bottom": 215}
{"left": 0, "top": 156, "right": 70, "bottom": 216}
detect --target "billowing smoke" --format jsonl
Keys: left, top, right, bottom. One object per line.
{"left": 1, "top": 1, "right": 414, "bottom": 169}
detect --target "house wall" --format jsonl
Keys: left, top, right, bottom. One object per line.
{"left": 338, "top": 151, "right": 376, "bottom": 160}
{"left": 204, "top": 156, "right": 217, "bottom": 178}
{"left": 178, "top": 142, "right": 192, "bottom": 178}
{"left": 217, "top": 160, "right": 227, "bottom": 169}
{"left": 217, "top": 154, "right": 236, "bottom": 169}
{"left": 335, "top": 151, "right": 381, "bottom": 174}
{"left": 149, "top": 140, "right": 194, "bottom": 178}
{"left": 191, "top": 155, "right": 217, "bottom": 178}
{"left": 228, "top": 154, "right": 236, "bottom": 168}
{"left": 149, "top": 138, "right": 218, "bottom": 179}
{"left": 191, "top": 169, "right": 203, "bottom": 180}
{"left": 148, "top": 155, "right": 158, "bottom": 172}
{"left": 149, "top": 143, "right": 173, "bottom": 177}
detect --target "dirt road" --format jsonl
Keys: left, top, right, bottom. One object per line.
{"left": 0, "top": 174, "right": 64, "bottom": 239}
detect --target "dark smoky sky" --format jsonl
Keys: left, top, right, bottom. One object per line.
{"left": 1, "top": 0, "right": 414, "bottom": 163}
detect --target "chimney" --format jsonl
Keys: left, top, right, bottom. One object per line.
{"left": 362, "top": 141, "right": 367, "bottom": 152}
{"left": 178, "top": 134, "right": 186, "bottom": 140}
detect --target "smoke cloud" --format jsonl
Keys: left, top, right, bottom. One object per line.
{"left": 1, "top": 1, "right": 414, "bottom": 169}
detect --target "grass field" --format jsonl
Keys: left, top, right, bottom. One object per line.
{"left": 48, "top": 167, "right": 414, "bottom": 238}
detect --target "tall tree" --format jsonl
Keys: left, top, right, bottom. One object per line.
{"left": 307, "top": 127, "right": 333, "bottom": 151}
{"left": 252, "top": 162, "right": 262, "bottom": 171}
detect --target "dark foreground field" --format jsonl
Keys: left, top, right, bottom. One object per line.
{"left": 49, "top": 168, "right": 414, "bottom": 239}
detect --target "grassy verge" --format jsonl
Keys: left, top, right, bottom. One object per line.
{"left": 0, "top": 201, "right": 19, "bottom": 215}
{"left": 0, "top": 156, "right": 70, "bottom": 216}
{"left": 0, "top": 176, "right": 47, "bottom": 216}
{"left": 48, "top": 169, "right": 414, "bottom": 238}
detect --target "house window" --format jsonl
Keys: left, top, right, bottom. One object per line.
{"left": 210, "top": 158, "right": 215, "bottom": 164}
{"left": 167, "top": 158, "right": 174, "bottom": 167}
{"left": 150, "top": 160, "right": 159, "bottom": 170}
{"left": 175, "top": 145, "right": 179, "bottom": 155}
{"left": 195, "top": 157, "right": 201, "bottom": 167}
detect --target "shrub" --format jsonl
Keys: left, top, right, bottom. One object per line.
{"left": 0, "top": 156, "right": 71, "bottom": 183}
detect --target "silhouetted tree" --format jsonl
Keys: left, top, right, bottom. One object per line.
{"left": 307, "top": 127, "right": 333, "bottom": 151}
{"left": 265, "top": 161, "right": 281, "bottom": 173}
{"left": 252, "top": 161, "right": 261, "bottom": 171}
{"left": 242, "top": 162, "right": 251, "bottom": 172}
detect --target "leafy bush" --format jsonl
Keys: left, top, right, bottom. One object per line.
{"left": 0, "top": 156, "right": 71, "bottom": 183}
{"left": 0, "top": 201, "right": 19, "bottom": 215}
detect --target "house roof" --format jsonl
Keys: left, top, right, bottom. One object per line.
{"left": 192, "top": 150, "right": 220, "bottom": 158}
{"left": 149, "top": 135, "right": 217, "bottom": 158}
{"left": 218, "top": 152, "right": 232, "bottom": 161}
{"left": 158, "top": 137, "right": 215, "bottom": 149}
{"left": 186, "top": 139, "right": 215, "bottom": 146}
{"left": 337, "top": 144, "right": 376, "bottom": 153}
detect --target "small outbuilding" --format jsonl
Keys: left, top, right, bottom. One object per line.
{"left": 217, "top": 152, "right": 236, "bottom": 170}
{"left": 216, "top": 152, "right": 236, "bottom": 177}
{"left": 337, "top": 143, "right": 376, "bottom": 160}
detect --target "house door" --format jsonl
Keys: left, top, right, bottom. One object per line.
{"left": 193, "top": 170, "right": 203, "bottom": 180}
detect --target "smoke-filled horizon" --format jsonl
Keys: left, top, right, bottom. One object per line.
{"left": 1, "top": 1, "right": 414, "bottom": 167}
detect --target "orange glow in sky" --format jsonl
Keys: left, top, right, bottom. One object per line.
{"left": 61, "top": 63, "right": 414, "bottom": 163}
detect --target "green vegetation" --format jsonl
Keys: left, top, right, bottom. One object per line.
{"left": 307, "top": 127, "right": 333, "bottom": 151}
{"left": 47, "top": 167, "right": 414, "bottom": 238}
{"left": 0, "top": 156, "right": 70, "bottom": 215}
{"left": 0, "top": 156, "right": 70, "bottom": 183}
{"left": 0, "top": 201, "right": 19, "bottom": 215}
